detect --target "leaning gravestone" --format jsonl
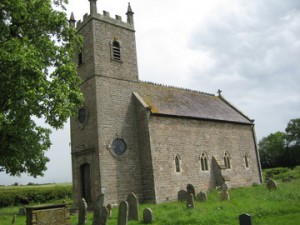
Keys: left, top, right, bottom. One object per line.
{"left": 239, "top": 213, "right": 252, "bottom": 225}
{"left": 143, "top": 208, "right": 153, "bottom": 224}
{"left": 92, "top": 194, "right": 105, "bottom": 225}
{"left": 266, "top": 179, "right": 278, "bottom": 191}
{"left": 178, "top": 190, "right": 187, "bottom": 201}
{"left": 186, "top": 193, "right": 195, "bottom": 209}
{"left": 126, "top": 192, "right": 139, "bottom": 221}
{"left": 78, "top": 198, "right": 88, "bottom": 225}
{"left": 117, "top": 200, "right": 129, "bottom": 225}
{"left": 197, "top": 191, "right": 207, "bottom": 202}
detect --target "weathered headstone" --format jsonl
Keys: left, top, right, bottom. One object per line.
{"left": 222, "top": 182, "right": 230, "bottom": 191}
{"left": 143, "top": 208, "right": 153, "bottom": 224}
{"left": 106, "top": 204, "right": 112, "bottom": 218}
{"left": 126, "top": 192, "right": 139, "bottom": 221}
{"left": 117, "top": 200, "right": 129, "bottom": 225}
{"left": 100, "top": 206, "right": 109, "bottom": 225}
{"left": 12, "top": 215, "right": 16, "bottom": 224}
{"left": 92, "top": 194, "right": 105, "bottom": 225}
{"left": 266, "top": 179, "right": 278, "bottom": 191}
{"left": 78, "top": 198, "right": 88, "bottom": 225}
{"left": 18, "top": 208, "right": 26, "bottom": 216}
{"left": 178, "top": 190, "right": 187, "bottom": 201}
{"left": 186, "top": 184, "right": 196, "bottom": 197}
{"left": 239, "top": 213, "right": 252, "bottom": 225}
{"left": 220, "top": 190, "right": 230, "bottom": 201}
{"left": 197, "top": 191, "right": 207, "bottom": 202}
{"left": 186, "top": 193, "right": 194, "bottom": 209}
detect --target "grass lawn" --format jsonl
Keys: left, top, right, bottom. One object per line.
{"left": 1, "top": 167, "right": 300, "bottom": 225}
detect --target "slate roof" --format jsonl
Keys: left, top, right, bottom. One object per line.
{"left": 135, "top": 82, "right": 253, "bottom": 125}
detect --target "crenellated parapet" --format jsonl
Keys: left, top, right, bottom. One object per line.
{"left": 75, "top": 2, "right": 135, "bottom": 31}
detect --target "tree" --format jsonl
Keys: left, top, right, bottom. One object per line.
{"left": 258, "top": 131, "right": 286, "bottom": 168}
{"left": 0, "top": 0, "right": 83, "bottom": 177}
{"left": 285, "top": 118, "right": 300, "bottom": 167}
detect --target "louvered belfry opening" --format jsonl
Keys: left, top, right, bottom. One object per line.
{"left": 112, "top": 40, "right": 121, "bottom": 61}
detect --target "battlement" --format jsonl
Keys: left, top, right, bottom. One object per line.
{"left": 76, "top": 2, "right": 134, "bottom": 31}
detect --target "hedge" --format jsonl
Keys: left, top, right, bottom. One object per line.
{"left": 0, "top": 184, "right": 72, "bottom": 207}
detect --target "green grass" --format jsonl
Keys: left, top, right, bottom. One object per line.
{"left": 1, "top": 168, "right": 300, "bottom": 225}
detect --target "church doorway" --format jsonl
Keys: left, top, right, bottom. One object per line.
{"left": 80, "top": 163, "right": 92, "bottom": 204}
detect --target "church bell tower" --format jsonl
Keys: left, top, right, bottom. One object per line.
{"left": 70, "top": 1, "right": 142, "bottom": 207}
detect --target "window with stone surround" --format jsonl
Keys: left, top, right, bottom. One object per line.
{"left": 200, "top": 152, "right": 209, "bottom": 171}
{"left": 175, "top": 155, "right": 181, "bottom": 173}
{"left": 224, "top": 152, "right": 231, "bottom": 169}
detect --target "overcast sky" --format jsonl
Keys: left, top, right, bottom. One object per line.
{"left": 1, "top": 0, "right": 299, "bottom": 185}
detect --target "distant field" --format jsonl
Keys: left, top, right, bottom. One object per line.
{"left": 1, "top": 167, "right": 300, "bottom": 225}
{"left": 0, "top": 182, "right": 72, "bottom": 190}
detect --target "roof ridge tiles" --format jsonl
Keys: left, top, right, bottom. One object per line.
{"left": 141, "top": 80, "right": 215, "bottom": 97}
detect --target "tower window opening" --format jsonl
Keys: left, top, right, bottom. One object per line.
{"left": 200, "top": 153, "right": 209, "bottom": 171}
{"left": 224, "top": 152, "right": 231, "bottom": 169}
{"left": 112, "top": 41, "right": 121, "bottom": 61}
{"left": 175, "top": 155, "right": 181, "bottom": 173}
{"left": 245, "top": 154, "right": 249, "bottom": 168}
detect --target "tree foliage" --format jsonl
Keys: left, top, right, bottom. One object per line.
{"left": 259, "top": 118, "right": 300, "bottom": 168}
{"left": 0, "top": 0, "right": 83, "bottom": 177}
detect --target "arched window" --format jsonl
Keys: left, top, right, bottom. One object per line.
{"left": 224, "top": 152, "right": 231, "bottom": 169}
{"left": 175, "top": 155, "right": 181, "bottom": 173}
{"left": 245, "top": 154, "right": 249, "bottom": 168}
{"left": 112, "top": 40, "right": 121, "bottom": 61}
{"left": 200, "top": 152, "right": 209, "bottom": 171}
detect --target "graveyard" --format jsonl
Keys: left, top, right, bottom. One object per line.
{"left": 0, "top": 166, "right": 299, "bottom": 225}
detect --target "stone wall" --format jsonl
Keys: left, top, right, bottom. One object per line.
{"left": 147, "top": 116, "right": 261, "bottom": 203}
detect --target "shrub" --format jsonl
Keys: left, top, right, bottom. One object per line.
{"left": 0, "top": 184, "right": 72, "bottom": 207}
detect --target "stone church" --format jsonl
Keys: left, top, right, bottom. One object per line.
{"left": 70, "top": 0, "right": 262, "bottom": 207}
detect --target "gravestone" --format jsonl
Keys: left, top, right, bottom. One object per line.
{"left": 222, "top": 182, "right": 230, "bottom": 191}
{"left": 266, "top": 179, "right": 278, "bottom": 191}
{"left": 78, "top": 198, "right": 88, "bottom": 225}
{"left": 186, "top": 193, "right": 194, "bottom": 209}
{"left": 143, "top": 208, "right": 153, "bottom": 224}
{"left": 100, "top": 206, "right": 109, "bottom": 225}
{"left": 186, "top": 184, "right": 196, "bottom": 197}
{"left": 126, "top": 192, "right": 139, "bottom": 221}
{"left": 178, "top": 190, "right": 187, "bottom": 201}
{"left": 220, "top": 190, "right": 230, "bottom": 201}
{"left": 92, "top": 194, "right": 105, "bottom": 225}
{"left": 117, "top": 200, "right": 129, "bottom": 225}
{"left": 12, "top": 215, "right": 16, "bottom": 224}
{"left": 26, "top": 204, "right": 70, "bottom": 225}
{"left": 197, "top": 191, "right": 207, "bottom": 202}
{"left": 106, "top": 204, "right": 112, "bottom": 217}
{"left": 18, "top": 208, "right": 26, "bottom": 216}
{"left": 239, "top": 213, "right": 252, "bottom": 225}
